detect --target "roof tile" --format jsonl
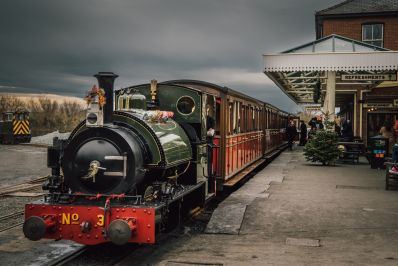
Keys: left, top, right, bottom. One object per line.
{"left": 317, "top": 0, "right": 398, "bottom": 15}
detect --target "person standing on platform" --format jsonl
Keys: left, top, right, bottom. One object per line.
{"left": 341, "top": 119, "right": 353, "bottom": 141}
{"left": 206, "top": 104, "right": 215, "bottom": 179}
{"left": 335, "top": 123, "right": 341, "bottom": 137}
{"left": 308, "top": 125, "right": 317, "bottom": 140}
{"left": 299, "top": 120, "right": 307, "bottom": 146}
{"left": 286, "top": 119, "right": 297, "bottom": 151}
{"left": 309, "top": 117, "right": 317, "bottom": 128}
{"left": 317, "top": 118, "right": 324, "bottom": 130}
{"left": 380, "top": 120, "right": 396, "bottom": 156}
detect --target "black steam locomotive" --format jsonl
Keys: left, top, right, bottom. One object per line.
{"left": 23, "top": 72, "right": 290, "bottom": 245}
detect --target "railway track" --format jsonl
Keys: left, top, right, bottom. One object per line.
{"left": 0, "top": 177, "right": 47, "bottom": 233}
{"left": 43, "top": 207, "right": 212, "bottom": 266}
{"left": 0, "top": 211, "right": 25, "bottom": 233}
{"left": 0, "top": 211, "right": 24, "bottom": 233}
{"left": 0, "top": 210, "right": 24, "bottom": 221}
{"left": 47, "top": 246, "right": 89, "bottom": 266}
{"left": 0, "top": 221, "right": 24, "bottom": 233}
{"left": 0, "top": 176, "right": 47, "bottom": 196}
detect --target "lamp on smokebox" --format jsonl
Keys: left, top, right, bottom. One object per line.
{"left": 85, "top": 85, "right": 106, "bottom": 127}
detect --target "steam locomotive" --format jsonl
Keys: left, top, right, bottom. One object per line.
{"left": 0, "top": 108, "right": 31, "bottom": 144}
{"left": 23, "top": 72, "right": 290, "bottom": 245}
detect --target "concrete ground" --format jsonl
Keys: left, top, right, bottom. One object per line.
{"left": 120, "top": 147, "right": 398, "bottom": 266}
{"left": 0, "top": 144, "right": 48, "bottom": 186}
{"left": 0, "top": 144, "right": 84, "bottom": 266}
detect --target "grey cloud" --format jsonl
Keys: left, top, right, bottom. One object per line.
{"left": 0, "top": 0, "right": 340, "bottom": 111}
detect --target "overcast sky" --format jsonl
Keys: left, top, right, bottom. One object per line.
{"left": 0, "top": 0, "right": 340, "bottom": 112}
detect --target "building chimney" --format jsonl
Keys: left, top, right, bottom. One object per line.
{"left": 94, "top": 72, "right": 118, "bottom": 124}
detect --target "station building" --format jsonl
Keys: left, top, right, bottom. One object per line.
{"left": 263, "top": 0, "right": 398, "bottom": 144}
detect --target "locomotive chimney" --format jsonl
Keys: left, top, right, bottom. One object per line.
{"left": 94, "top": 72, "right": 118, "bottom": 124}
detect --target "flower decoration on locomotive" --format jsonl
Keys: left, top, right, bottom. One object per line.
{"left": 84, "top": 85, "right": 106, "bottom": 108}
{"left": 143, "top": 110, "right": 174, "bottom": 123}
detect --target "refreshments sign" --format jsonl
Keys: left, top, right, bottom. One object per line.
{"left": 341, "top": 74, "right": 397, "bottom": 81}
{"left": 364, "top": 103, "right": 393, "bottom": 108}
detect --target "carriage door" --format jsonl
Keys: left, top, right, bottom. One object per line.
{"left": 201, "top": 94, "right": 218, "bottom": 196}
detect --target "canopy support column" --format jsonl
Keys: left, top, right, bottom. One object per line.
{"left": 326, "top": 71, "right": 336, "bottom": 121}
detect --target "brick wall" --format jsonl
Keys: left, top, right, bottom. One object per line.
{"left": 322, "top": 16, "right": 398, "bottom": 50}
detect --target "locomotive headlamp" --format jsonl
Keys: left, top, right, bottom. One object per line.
{"left": 86, "top": 113, "right": 97, "bottom": 124}
{"left": 86, "top": 101, "right": 104, "bottom": 127}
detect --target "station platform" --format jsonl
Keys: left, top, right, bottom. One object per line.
{"left": 120, "top": 146, "right": 398, "bottom": 266}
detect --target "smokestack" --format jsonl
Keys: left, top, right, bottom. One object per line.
{"left": 94, "top": 72, "right": 118, "bottom": 124}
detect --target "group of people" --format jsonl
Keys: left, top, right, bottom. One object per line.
{"left": 285, "top": 116, "right": 398, "bottom": 166}
{"left": 285, "top": 117, "right": 324, "bottom": 150}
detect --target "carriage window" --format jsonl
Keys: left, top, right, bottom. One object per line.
{"left": 232, "top": 101, "right": 241, "bottom": 134}
{"left": 177, "top": 96, "right": 195, "bottom": 115}
{"left": 252, "top": 107, "right": 255, "bottom": 131}
{"left": 241, "top": 105, "right": 246, "bottom": 133}
{"left": 248, "top": 106, "right": 251, "bottom": 131}
{"left": 245, "top": 106, "right": 249, "bottom": 132}
{"left": 236, "top": 102, "right": 241, "bottom": 134}
{"left": 228, "top": 103, "right": 233, "bottom": 135}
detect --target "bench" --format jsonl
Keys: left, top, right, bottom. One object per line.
{"left": 385, "top": 162, "right": 398, "bottom": 190}
{"left": 338, "top": 142, "right": 365, "bottom": 164}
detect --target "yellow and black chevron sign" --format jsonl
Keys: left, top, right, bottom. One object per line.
{"left": 13, "top": 120, "right": 30, "bottom": 135}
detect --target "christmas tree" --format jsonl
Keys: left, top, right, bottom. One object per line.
{"left": 304, "top": 116, "right": 341, "bottom": 165}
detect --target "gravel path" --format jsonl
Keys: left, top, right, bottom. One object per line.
{"left": 30, "top": 131, "right": 70, "bottom": 146}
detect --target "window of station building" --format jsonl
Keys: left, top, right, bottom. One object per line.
{"left": 362, "top": 23, "right": 383, "bottom": 47}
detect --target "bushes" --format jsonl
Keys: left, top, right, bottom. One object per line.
{"left": 0, "top": 95, "right": 85, "bottom": 136}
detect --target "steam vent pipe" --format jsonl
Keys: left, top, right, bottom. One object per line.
{"left": 94, "top": 72, "right": 119, "bottom": 124}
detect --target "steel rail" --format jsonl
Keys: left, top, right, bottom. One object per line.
{"left": 0, "top": 221, "right": 24, "bottom": 233}
{"left": 0, "top": 210, "right": 24, "bottom": 222}
{"left": 47, "top": 246, "right": 89, "bottom": 266}
{"left": 0, "top": 176, "right": 47, "bottom": 196}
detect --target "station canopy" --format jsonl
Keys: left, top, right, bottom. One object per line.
{"left": 263, "top": 34, "right": 398, "bottom": 104}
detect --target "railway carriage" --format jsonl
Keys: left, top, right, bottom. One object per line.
{"left": 23, "top": 72, "right": 291, "bottom": 246}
